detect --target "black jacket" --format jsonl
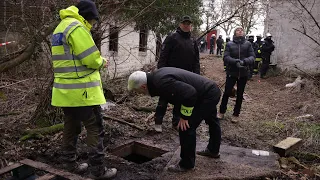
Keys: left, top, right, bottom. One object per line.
{"left": 261, "top": 39, "right": 275, "bottom": 57}
{"left": 223, "top": 36, "right": 255, "bottom": 77}
{"left": 147, "top": 67, "right": 220, "bottom": 120}
{"left": 157, "top": 27, "right": 200, "bottom": 74}
{"left": 216, "top": 37, "right": 224, "bottom": 48}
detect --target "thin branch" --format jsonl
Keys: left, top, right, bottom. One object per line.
{"left": 292, "top": 28, "right": 320, "bottom": 46}
{"left": 297, "top": 0, "right": 320, "bottom": 31}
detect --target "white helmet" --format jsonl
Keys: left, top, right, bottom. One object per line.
{"left": 211, "top": 34, "right": 216, "bottom": 37}
{"left": 256, "top": 34, "right": 262, "bottom": 37}
{"left": 266, "top": 33, "right": 272, "bottom": 37}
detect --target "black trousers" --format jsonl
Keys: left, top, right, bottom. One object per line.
{"left": 260, "top": 55, "right": 271, "bottom": 77}
{"left": 216, "top": 46, "right": 222, "bottom": 55}
{"left": 179, "top": 88, "right": 221, "bottom": 169}
{"left": 62, "top": 106, "right": 105, "bottom": 176}
{"left": 155, "top": 97, "right": 180, "bottom": 126}
{"left": 219, "top": 75, "right": 248, "bottom": 116}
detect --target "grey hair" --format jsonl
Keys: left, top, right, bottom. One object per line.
{"left": 127, "top": 71, "right": 147, "bottom": 91}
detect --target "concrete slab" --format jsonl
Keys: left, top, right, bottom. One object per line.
{"left": 159, "top": 142, "right": 280, "bottom": 179}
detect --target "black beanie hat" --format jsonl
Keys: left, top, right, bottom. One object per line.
{"left": 76, "top": 0, "right": 99, "bottom": 21}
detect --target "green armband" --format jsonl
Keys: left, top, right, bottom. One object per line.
{"left": 181, "top": 105, "right": 194, "bottom": 117}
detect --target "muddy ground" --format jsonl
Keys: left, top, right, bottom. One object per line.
{"left": 0, "top": 54, "right": 319, "bottom": 179}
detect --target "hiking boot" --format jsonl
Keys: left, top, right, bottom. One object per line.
{"left": 231, "top": 115, "right": 239, "bottom": 123}
{"left": 62, "top": 162, "right": 88, "bottom": 174}
{"left": 89, "top": 167, "right": 117, "bottom": 179}
{"left": 167, "top": 164, "right": 194, "bottom": 172}
{"left": 154, "top": 124, "right": 162, "bottom": 132}
{"left": 196, "top": 148, "right": 220, "bottom": 158}
{"left": 217, "top": 113, "right": 224, "bottom": 119}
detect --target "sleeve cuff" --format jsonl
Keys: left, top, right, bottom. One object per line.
{"left": 180, "top": 105, "right": 194, "bottom": 120}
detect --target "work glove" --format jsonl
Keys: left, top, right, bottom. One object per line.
{"left": 236, "top": 62, "right": 244, "bottom": 69}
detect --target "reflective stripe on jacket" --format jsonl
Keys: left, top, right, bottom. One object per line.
{"left": 51, "top": 6, "right": 106, "bottom": 107}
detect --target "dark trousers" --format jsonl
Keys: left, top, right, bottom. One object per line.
{"left": 253, "top": 59, "right": 262, "bottom": 74}
{"left": 62, "top": 106, "right": 105, "bottom": 175}
{"left": 155, "top": 97, "right": 180, "bottom": 126}
{"left": 179, "top": 88, "right": 221, "bottom": 169}
{"left": 209, "top": 45, "right": 214, "bottom": 54}
{"left": 216, "top": 46, "right": 222, "bottom": 55}
{"left": 260, "top": 55, "right": 271, "bottom": 77}
{"left": 220, "top": 75, "right": 248, "bottom": 116}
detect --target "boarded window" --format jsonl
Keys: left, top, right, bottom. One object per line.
{"left": 139, "top": 27, "right": 148, "bottom": 52}
{"left": 109, "top": 25, "right": 119, "bottom": 52}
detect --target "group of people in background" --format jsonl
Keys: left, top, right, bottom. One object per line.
{"left": 204, "top": 32, "right": 275, "bottom": 79}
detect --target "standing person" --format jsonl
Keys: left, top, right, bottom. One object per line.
{"left": 247, "top": 35, "right": 255, "bottom": 79}
{"left": 156, "top": 15, "right": 200, "bottom": 132}
{"left": 209, "top": 34, "right": 216, "bottom": 54}
{"left": 223, "top": 37, "right": 231, "bottom": 71}
{"left": 127, "top": 67, "right": 221, "bottom": 172}
{"left": 253, "top": 34, "right": 264, "bottom": 74}
{"left": 216, "top": 35, "right": 224, "bottom": 56}
{"left": 51, "top": 1, "right": 117, "bottom": 179}
{"left": 218, "top": 27, "right": 255, "bottom": 123}
{"left": 260, "top": 33, "right": 275, "bottom": 79}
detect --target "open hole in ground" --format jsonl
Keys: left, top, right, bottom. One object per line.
{"left": 111, "top": 141, "right": 168, "bottom": 164}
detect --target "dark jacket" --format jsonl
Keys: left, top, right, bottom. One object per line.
{"left": 210, "top": 37, "right": 216, "bottom": 47}
{"left": 223, "top": 36, "right": 255, "bottom": 77}
{"left": 261, "top": 39, "right": 275, "bottom": 57}
{"left": 253, "top": 40, "right": 264, "bottom": 58}
{"left": 147, "top": 67, "right": 220, "bottom": 121}
{"left": 157, "top": 27, "right": 200, "bottom": 74}
{"left": 216, "top": 37, "right": 224, "bottom": 48}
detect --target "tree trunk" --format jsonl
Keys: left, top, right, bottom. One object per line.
{"left": 0, "top": 21, "right": 59, "bottom": 73}
{"left": 155, "top": 33, "right": 162, "bottom": 62}
{"left": 31, "top": 78, "right": 64, "bottom": 127}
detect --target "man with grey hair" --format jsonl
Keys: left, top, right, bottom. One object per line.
{"left": 128, "top": 67, "right": 221, "bottom": 172}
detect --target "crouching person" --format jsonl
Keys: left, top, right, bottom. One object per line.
{"left": 127, "top": 67, "right": 221, "bottom": 172}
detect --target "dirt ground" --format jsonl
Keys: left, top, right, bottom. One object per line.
{"left": 0, "top": 54, "right": 319, "bottom": 179}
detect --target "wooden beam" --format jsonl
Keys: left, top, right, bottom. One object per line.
{"left": 0, "top": 163, "right": 23, "bottom": 175}
{"left": 36, "top": 173, "right": 56, "bottom": 180}
{"left": 273, "top": 137, "right": 303, "bottom": 157}
{"left": 20, "top": 159, "right": 92, "bottom": 180}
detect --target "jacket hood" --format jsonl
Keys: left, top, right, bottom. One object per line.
{"left": 59, "top": 6, "right": 92, "bottom": 30}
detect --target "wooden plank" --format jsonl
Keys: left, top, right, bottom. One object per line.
{"left": 0, "top": 162, "right": 23, "bottom": 175}
{"left": 36, "top": 173, "right": 56, "bottom": 180}
{"left": 273, "top": 137, "right": 303, "bottom": 157}
{"left": 20, "top": 159, "right": 92, "bottom": 180}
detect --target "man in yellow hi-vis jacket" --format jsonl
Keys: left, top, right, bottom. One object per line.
{"left": 51, "top": 0, "right": 117, "bottom": 179}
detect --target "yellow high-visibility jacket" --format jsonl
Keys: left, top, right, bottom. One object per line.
{"left": 51, "top": 6, "right": 106, "bottom": 107}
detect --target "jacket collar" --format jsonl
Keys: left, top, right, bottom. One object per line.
{"left": 232, "top": 35, "right": 245, "bottom": 44}
{"left": 176, "top": 27, "right": 191, "bottom": 38}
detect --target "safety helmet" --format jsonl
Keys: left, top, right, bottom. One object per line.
{"left": 266, "top": 33, "right": 272, "bottom": 37}
{"left": 256, "top": 34, "right": 262, "bottom": 37}
{"left": 226, "top": 36, "right": 230, "bottom": 40}
{"left": 211, "top": 34, "right": 216, "bottom": 37}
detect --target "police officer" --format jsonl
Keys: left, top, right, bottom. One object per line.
{"left": 128, "top": 67, "right": 221, "bottom": 172}
{"left": 51, "top": 0, "right": 117, "bottom": 178}
{"left": 155, "top": 15, "right": 200, "bottom": 132}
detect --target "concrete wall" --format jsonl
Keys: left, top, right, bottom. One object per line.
{"left": 264, "top": 0, "right": 320, "bottom": 73}
{"left": 101, "top": 25, "right": 157, "bottom": 78}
